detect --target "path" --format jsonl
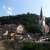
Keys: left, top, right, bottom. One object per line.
{"left": 0, "top": 40, "right": 5, "bottom": 50}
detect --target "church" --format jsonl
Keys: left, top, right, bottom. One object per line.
{"left": 39, "top": 8, "right": 49, "bottom": 35}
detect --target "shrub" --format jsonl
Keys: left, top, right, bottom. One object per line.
{"left": 21, "top": 42, "right": 50, "bottom": 50}
{"left": 3, "top": 40, "right": 14, "bottom": 50}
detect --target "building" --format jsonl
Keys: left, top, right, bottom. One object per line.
{"left": 39, "top": 8, "right": 49, "bottom": 34}
{"left": 16, "top": 24, "right": 24, "bottom": 34}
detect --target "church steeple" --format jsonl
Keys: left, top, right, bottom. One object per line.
{"left": 40, "top": 8, "right": 43, "bottom": 20}
{"left": 40, "top": 8, "right": 45, "bottom": 26}
{"left": 39, "top": 8, "right": 43, "bottom": 25}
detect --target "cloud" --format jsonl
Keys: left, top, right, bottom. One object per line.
{"left": 8, "top": 7, "right": 12, "bottom": 11}
{"left": 2, "top": 5, "right": 16, "bottom": 15}
{"left": 6, "top": 7, "right": 13, "bottom": 15}
{"left": 7, "top": 7, "right": 17, "bottom": 15}
{"left": 7, "top": 10, "right": 12, "bottom": 15}
{"left": 3, "top": 6, "right": 13, "bottom": 15}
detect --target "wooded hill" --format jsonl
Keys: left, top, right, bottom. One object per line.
{"left": 0, "top": 13, "right": 49, "bottom": 33}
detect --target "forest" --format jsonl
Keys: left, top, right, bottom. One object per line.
{"left": 0, "top": 13, "right": 50, "bottom": 33}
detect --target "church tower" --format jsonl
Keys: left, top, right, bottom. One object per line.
{"left": 39, "top": 8, "right": 45, "bottom": 32}
{"left": 39, "top": 8, "right": 49, "bottom": 36}
{"left": 39, "top": 8, "right": 43, "bottom": 26}
{"left": 40, "top": 8, "right": 43, "bottom": 20}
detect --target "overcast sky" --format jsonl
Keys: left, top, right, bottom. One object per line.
{"left": 0, "top": 0, "right": 50, "bottom": 17}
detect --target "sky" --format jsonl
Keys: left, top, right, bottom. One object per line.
{"left": 0, "top": 0, "right": 50, "bottom": 17}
